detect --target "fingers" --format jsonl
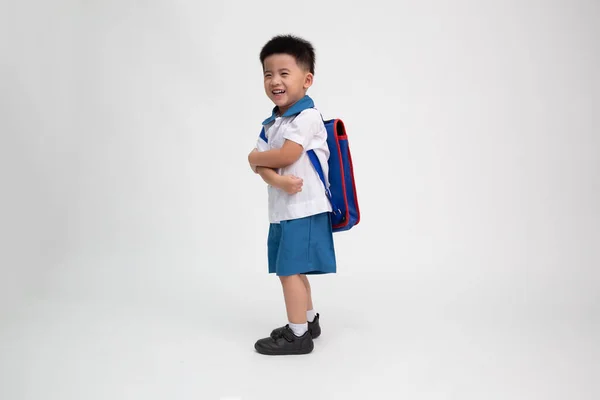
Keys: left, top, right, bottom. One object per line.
{"left": 283, "top": 175, "right": 303, "bottom": 194}
{"left": 286, "top": 184, "right": 302, "bottom": 194}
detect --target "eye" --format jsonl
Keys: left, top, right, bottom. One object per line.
{"left": 281, "top": 72, "right": 289, "bottom": 76}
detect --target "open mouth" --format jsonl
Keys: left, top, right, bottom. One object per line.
{"left": 272, "top": 89, "right": 285, "bottom": 95}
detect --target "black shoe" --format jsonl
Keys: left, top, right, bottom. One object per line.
{"left": 255, "top": 325, "right": 314, "bottom": 355}
{"left": 270, "top": 313, "right": 321, "bottom": 340}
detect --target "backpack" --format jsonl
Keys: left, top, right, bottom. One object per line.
{"left": 307, "top": 118, "right": 360, "bottom": 232}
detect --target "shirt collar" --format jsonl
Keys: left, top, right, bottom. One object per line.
{"left": 261, "top": 95, "right": 314, "bottom": 125}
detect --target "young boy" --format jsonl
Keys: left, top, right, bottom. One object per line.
{"left": 248, "top": 35, "right": 336, "bottom": 355}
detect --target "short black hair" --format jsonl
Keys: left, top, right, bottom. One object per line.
{"left": 259, "top": 34, "right": 315, "bottom": 74}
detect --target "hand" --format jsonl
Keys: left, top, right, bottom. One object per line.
{"left": 248, "top": 148, "right": 258, "bottom": 173}
{"left": 278, "top": 175, "right": 303, "bottom": 195}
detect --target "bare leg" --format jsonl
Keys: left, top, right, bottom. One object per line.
{"left": 300, "top": 274, "right": 314, "bottom": 311}
{"left": 279, "top": 275, "right": 308, "bottom": 324}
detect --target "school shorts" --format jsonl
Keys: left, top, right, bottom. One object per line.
{"left": 267, "top": 212, "right": 337, "bottom": 276}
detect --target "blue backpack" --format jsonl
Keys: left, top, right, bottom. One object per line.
{"left": 307, "top": 118, "right": 360, "bottom": 232}
{"left": 259, "top": 97, "right": 360, "bottom": 233}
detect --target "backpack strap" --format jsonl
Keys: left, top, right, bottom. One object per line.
{"left": 307, "top": 149, "right": 341, "bottom": 216}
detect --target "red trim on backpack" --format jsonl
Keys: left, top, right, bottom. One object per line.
{"left": 332, "top": 119, "right": 350, "bottom": 230}
{"left": 346, "top": 139, "right": 360, "bottom": 226}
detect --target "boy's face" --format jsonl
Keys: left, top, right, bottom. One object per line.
{"left": 263, "top": 53, "right": 313, "bottom": 115}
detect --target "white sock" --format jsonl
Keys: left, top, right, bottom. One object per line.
{"left": 307, "top": 309, "right": 316, "bottom": 323}
{"left": 288, "top": 322, "right": 308, "bottom": 337}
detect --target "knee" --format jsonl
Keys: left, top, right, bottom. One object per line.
{"left": 279, "top": 274, "right": 300, "bottom": 284}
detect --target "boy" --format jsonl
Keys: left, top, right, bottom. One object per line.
{"left": 248, "top": 35, "right": 336, "bottom": 355}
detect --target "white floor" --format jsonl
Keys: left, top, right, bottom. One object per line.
{"left": 1, "top": 273, "right": 598, "bottom": 400}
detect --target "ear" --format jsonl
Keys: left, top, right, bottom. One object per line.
{"left": 303, "top": 72, "right": 314, "bottom": 89}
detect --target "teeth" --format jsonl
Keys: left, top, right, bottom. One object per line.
{"left": 273, "top": 90, "right": 284, "bottom": 94}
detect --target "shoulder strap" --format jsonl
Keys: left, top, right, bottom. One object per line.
{"left": 308, "top": 149, "right": 341, "bottom": 216}
{"left": 309, "top": 109, "right": 341, "bottom": 216}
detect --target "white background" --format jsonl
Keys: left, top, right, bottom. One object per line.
{"left": 1, "top": 1, "right": 599, "bottom": 399}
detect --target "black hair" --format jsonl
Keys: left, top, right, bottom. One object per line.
{"left": 259, "top": 34, "right": 315, "bottom": 74}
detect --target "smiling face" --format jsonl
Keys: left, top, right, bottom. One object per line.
{"left": 263, "top": 53, "right": 313, "bottom": 115}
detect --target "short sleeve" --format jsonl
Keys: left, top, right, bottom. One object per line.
{"left": 283, "top": 109, "right": 323, "bottom": 149}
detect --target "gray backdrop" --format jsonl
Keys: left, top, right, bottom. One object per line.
{"left": 1, "top": 1, "right": 598, "bottom": 399}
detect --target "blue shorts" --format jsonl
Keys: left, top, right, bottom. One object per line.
{"left": 267, "top": 212, "right": 337, "bottom": 276}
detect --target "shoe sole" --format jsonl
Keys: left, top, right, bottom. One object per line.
{"left": 255, "top": 344, "right": 314, "bottom": 356}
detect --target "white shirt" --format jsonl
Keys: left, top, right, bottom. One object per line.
{"left": 256, "top": 108, "right": 332, "bottom": 223}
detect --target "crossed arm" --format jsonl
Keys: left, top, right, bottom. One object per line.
{"left": 249, "top": 140, "right": 304, "bottom": 194}
{"left": 248, "top": 140, "right": 304, "bottom": 169}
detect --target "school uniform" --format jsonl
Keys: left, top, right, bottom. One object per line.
{"left": 256, "top": 95, "right": 337, "bottom": 276}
